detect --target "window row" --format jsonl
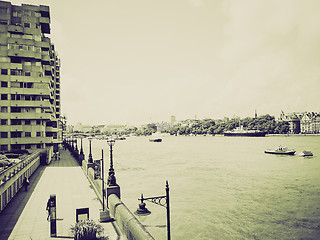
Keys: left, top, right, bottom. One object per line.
{"left": 0, "top": 143, "right": 43, "bottom": 151}
{"left": 0, "top": 69, "right": 43, "bottom": 76}
{"left": 1, "top": 94, "right": 45, "bottom": 101}
{"left": 8, "top": 43, "right": 41, "bottom": 53}
{"left": 0, "top": 131, "right": 43, "bottom": 138}
{"left": 0, "top": 119, "right": 43, "bottom": 125}
{"left": 9, "top": 33, "right": 42, "bottom": 41}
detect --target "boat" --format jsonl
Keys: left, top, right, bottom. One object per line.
{"left": 115, "top": 137, "right": 126, "bottom": 140}
{"left": 149, "top": 138, "right": 162, "bottom": 142}
{"left": 298, "top": 151, "right": 313, "bottom": 157}
{"left": 224, "top": 125, "right": 266, "bottom": 137}
{"left": 265, "top": 146, "right": 296, "bottom": 155}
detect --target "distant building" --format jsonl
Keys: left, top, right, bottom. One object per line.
{"left": 179, "top": 119, "right": 200, "bottom": 127}
{"left": 156, "top": 121, "right": 170, "bottom": 132}
{"left": 0, "top": 1, "right": 61, "bottom": 152}
{"left": 278, "top": 111, "right": 301, "bottom": 134}
{"left": 300, "top": 112, "right": 320, "bottom": 134}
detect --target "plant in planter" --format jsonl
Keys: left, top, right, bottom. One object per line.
{"left": 70, "top": 219, "right": 106, "bottom": 240}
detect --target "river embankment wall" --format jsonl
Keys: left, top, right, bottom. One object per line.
{"left": 0, "top": 150, "right": 43, "bottom": 213}
{"left": 81, "top": 158, "right": 155, "bottom": 240}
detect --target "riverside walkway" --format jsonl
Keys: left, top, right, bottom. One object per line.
{"left": 0, "top": 148, "right": 119, "bottom": 240}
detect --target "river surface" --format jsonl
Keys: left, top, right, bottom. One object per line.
{"left": 82, "top": 135, "right": 320, "bottom": 240}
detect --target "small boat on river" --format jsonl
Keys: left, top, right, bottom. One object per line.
{"left": 265, "top": 146, "right": 295, "bottom": 155}
{"left": 149, "top": 138, "right": 162, "bottom": 142}
{"left": 298, "top": 151, "right": 313, "bottom": 157}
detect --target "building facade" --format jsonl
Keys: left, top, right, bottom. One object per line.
{"left": 279, "top": 111, "right": 320, "bottom": 134}
{"left": 300, "top": 112, "right": 320, "bottom": 134}
{"left": 0, "top": 1, "right": 61, "bottom": 152}
{"left": 278, "top": 111, "right": 301, "bottom": 134}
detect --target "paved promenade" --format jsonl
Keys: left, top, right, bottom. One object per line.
{"left": 0, "top": 148, "right": 119, "bottom": 240}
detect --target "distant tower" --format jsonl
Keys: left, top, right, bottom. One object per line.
{"left": 255, "top": 110, "right": 258, "bottom": 118}
{"left": 170, "top": 116, "right": 176, "bottom": 126}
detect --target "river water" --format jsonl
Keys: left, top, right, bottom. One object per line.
{"left": 82, "top": 135, "right": 320, "bottom": 240}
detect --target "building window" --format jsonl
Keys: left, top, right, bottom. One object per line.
{"left": 10, "top": 69, "right": 23, "bottom": 76}
{"left": 37, "top": 144, "right": 42, "bottom": 149}
{"left": 0, "top": 145, "right": 8, "bottom": 151}
{"left": 1, "top": 81, "right": 8, "bottom": 87}
{"left": 1, "top": 94, "right": 7, "bottom": 100}
{"left": 36, "top": 120, "right": 41, "bottom": 125}
{"left": 25, "top": 82, "right": 33, "bottom": 88}
{"left": 0, "top": 20, "right": 7, "bottom": 25}
{"left": 11, "top": 132, "right": 22, "bottom": 138}
{"left": 25, "top": 144, "right": 32, "bottom": 149}
{"left": 25, "top": 120, "right": 31, "bottom": 125}
{"left": 11, "top": 119, "right": 22, "bottom": 125}
{"left": 13, "top": 11, "right": 22, "bottom": 17}
{"left": 11, "top": 94, "right": 21, "bottom": 101}
{"left": 25, "top": 132, "right": 31, "bottom": 137}
{"left": 1, "top": 119, "right": 8, "bottom": 125}
{"left": 1, "top": 107, "right": 8, "bottom": 112}
{"left": 11, "top": 107, "right": 22, "bottom": 113}
{"left": 0, "top": 7, "right": 7, "bottom": 14}
{"left": 0, "top": 132, "right": 8, "bottom": 138}
{"left": 25, "top": 72, "right": 31, "bottom": 76}
{"left": 1, "top": 69, "right": 8, "bottom": 75}
{"left": 24, "top": 23, "right": 30, "bottom": 28}
{"left": 36, "top": 131, "right": 41, "bottom": 137}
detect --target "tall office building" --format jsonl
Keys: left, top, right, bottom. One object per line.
{"left": 0, "top": 1, "right": 61, "bottom": 153}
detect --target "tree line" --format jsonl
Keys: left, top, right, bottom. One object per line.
{"left": 163, "top": 115, "right": 290, "bottom": 136}
{"left": 73, "top": 115, "right": 290, "bottom": 137}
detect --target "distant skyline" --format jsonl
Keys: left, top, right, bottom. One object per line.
{"left": 10, "top": 0, "right": 320, "bottom": 125}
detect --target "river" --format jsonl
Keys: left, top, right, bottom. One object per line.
{"left": 82, "top": 135, "right": 320, "bottom": 240}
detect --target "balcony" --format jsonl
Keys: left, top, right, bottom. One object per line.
{"left": 8, "top": 25, "right": 23, "bottom": 34}
{"left": 0, "top": 113, "right": 10, "bottom": 119}
{"left": 8, "top": 125, "right": 24, "bottom": 131}
{"left": 10, "top": 88, "right": 50, "bottom": 96}
{"left": 8, "top": 49, "right": 41, "bottom": 59}
{"left": 10, "top": 100, "right": 51, "bottom": 108}
{"left": 10, "top": 136, "right": 53, "bottom": 145}
{"left": 10, "top": 112, "right": 52, "bottom": 120}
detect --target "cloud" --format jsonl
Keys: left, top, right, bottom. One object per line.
{"left": 216, "top": 0, "right": 320, "bottom": 116}
{"left": 188, "top": 0, "right": 204, "bottom": 7}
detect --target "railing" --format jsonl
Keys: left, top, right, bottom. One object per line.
{"left": 81, "top": 158, "right": 155, "bottom": 240}
{"left": 0, "top": 151, "right": 41, "bottom": 213}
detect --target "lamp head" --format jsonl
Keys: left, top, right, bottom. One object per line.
{"left": 135, "top": 202, "right": 151, "bottom": 216}
{"left": 107, "top": 139, "right": 116, "bottom": 147}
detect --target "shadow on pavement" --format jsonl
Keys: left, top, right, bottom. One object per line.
{"left": 0, "top": 149, "right": 80, "bottom": 239}
{"left": 0, "top": 164, "right": 47, "bottom": 240}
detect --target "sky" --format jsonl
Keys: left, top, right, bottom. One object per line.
{"left": 9, "top": 0, "right": 320, "bottom": 126}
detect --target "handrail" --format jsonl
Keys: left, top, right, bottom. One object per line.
{"left": 0, "top": 151, "right": 40, "bottom": 185}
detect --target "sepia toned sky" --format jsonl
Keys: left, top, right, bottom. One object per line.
{"left": 10, "top": 0, "right": 320, "bottom": 126}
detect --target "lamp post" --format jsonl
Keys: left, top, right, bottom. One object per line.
{"left": 107, "top": 139, "right": 117, "bottom": 186}
{"left": 75, "top": 137, "right": 78, "bottom": 153}
{"left": 80, "top": 136, "right": 84, "bottom": 155}
{"left": 88, "top": 137, "right": 93, "bottom": 163}
{"left": 135, "top": 181, "right": 171, "bottom": 240}
{"left": 71, "top": 136, "right": 74, "bottom": 149}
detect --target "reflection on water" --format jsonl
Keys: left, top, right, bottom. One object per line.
{"left": 82, "top": 135, "right": 320, "bottom": 240}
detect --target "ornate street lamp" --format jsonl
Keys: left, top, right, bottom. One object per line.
{"left": 80, "top": 136, "right": 84, "bottom": 155}
{"left": 71, "top": 136, "right": 74, "bottom": 149}
{"left": 75, "top": 137, "right": 78, "bottom": 153}
{"left": 135, "top": 181, "right": 171, "bottom": 240}
{"left": 88, "top": 137, "right": 93, "bottom": 163}
{"left": 107, "top": 139, "right": 117, "bottom": 186}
